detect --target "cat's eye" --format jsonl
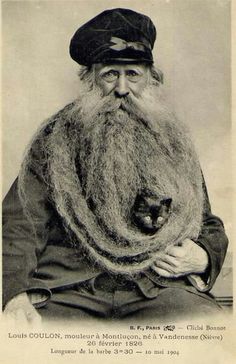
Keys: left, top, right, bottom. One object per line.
{"left": 144, "top": 216, "right": 151, "bottom": 222}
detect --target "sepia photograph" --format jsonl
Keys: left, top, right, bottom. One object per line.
{"left": 1, "top": 0, "right": 234, "bottom": 363}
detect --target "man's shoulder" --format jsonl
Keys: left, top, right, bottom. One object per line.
{"left": 41, "top": 100, "right": 80, "bottom": 134}
{"left": 32, "top": 100, "right": 80, "bottom": 143}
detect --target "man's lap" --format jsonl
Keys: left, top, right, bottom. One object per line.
{"left": 37, "top": 285, "right": 221, "bottom": 322}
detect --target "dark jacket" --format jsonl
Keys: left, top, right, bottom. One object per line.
{"left": 2, "top": 139, "right": 228, "bottom": 309}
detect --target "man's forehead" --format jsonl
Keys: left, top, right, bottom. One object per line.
{"left": 94, "top": 63, "right": 149, "bottom": 73}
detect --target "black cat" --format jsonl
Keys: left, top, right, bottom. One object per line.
{"left": 131, "top": 192, "right": 172, "bottom": 235}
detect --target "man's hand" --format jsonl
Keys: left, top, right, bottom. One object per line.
{"left": 3, "top": 292, "right": 42, "bottom": 326}
{"left": 151, "top": 238, "right": 209, "bottom": 278}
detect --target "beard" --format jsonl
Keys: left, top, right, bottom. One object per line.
{"left": 18, "top": 79, "right": 204, "bottom": 275}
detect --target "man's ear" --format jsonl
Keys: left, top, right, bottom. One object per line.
{"left": 150, "top": 66, "right": 164, "bottom": 84}
{"left": 156, "top": 68, "right": 164, "bottom": 84}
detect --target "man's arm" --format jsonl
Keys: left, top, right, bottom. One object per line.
{"left": 151, "top": 176, "right": 229, "bottom": 292}
{"left": 188, "top": 179, "right": 229, "bottom": 291}
{"left": 2, "top": 173, "right": 52, "bottom": 314}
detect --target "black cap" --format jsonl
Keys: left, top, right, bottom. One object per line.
{"left": 70, "top": 8, "right": 156, "bottom": 66}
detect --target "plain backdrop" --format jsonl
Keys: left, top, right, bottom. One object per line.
{"left": 2, "top": 0, "right": 232, "bottom": 247}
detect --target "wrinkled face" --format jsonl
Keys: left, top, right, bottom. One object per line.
{"left": 94, "top": 63, "right": 150, "bottom": 97}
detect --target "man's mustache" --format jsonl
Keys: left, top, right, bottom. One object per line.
{"left": 97, "top": 94, "right": 140, "bottom": 115}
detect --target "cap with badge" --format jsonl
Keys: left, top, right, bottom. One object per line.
{"left": 70, "top": 8, "right": 156, "bottom": 66}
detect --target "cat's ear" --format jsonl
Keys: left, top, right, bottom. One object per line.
{"left": 161, "top": 198, "right": 172, "bottom": 208}
{"left": 133, "top": 195, "right": 144, "bottom": 209}
{"left": 135, "top": 194, "right": 146, "bottom": 205}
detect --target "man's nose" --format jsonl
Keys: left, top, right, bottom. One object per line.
{"left": 114, "top": 75, "right": 129, "bottom": 98}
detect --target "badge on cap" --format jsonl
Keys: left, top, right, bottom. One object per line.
{"left": 109, "top": 37, "right": 150, "bottom": 52}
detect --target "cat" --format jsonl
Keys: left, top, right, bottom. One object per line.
{"left": 131, "top": 191, "right": 172, "bottom": 235}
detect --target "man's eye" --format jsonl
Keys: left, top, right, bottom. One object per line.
{"left": 126, "top": 70, "right": 142, "bottom": 82}
{"left": 101, "top": 71, "right": 118, "bottom": 82}
{"left": 126, "top": 70, "right": 138, "bottom": 76}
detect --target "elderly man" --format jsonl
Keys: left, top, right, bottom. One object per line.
{"left": 3, "top": 8, "right": 228, "bottom": 323}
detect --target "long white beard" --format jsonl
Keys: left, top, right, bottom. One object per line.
{"left": 18, "top": 81, "right": 204, "bottom": 275}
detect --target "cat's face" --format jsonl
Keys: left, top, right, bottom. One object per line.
{"left": 131, "top": 194, "right": 172, "bottom": 235}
